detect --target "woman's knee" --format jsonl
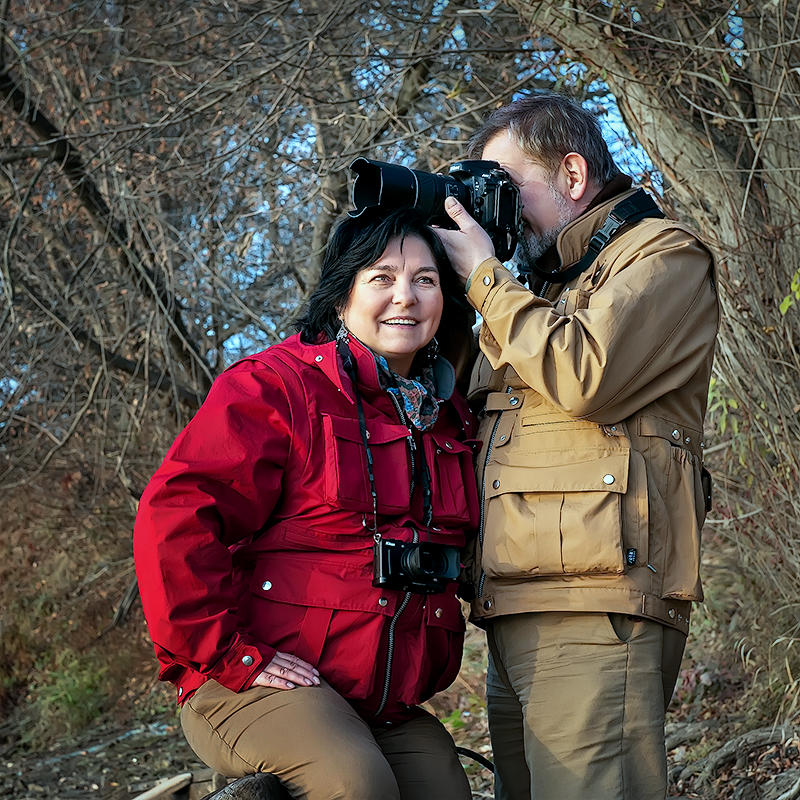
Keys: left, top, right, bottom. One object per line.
{"left": 284, "top": 750, "right": 400, "bottom": 800}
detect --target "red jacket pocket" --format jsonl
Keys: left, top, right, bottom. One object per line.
{"left": 322, "top": 413, "right": 411, "bottom": 515}
{"left": 246, "top": 555, "right": 397, "bottom": 701}
{"left": 424, "top": 433, "right": 480, "bottom": 527}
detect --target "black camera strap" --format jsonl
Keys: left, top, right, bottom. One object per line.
{"left": 337, "top": 339, "right": 379, "bottom": 534}
{"left": 520, "top": 188, "right": 665, "bottom": 286}
{"left": 336, "top": 339, "right": 434, "bottom": 534}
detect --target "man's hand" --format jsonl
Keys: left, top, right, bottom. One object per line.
{"left": 252, "top": 651, "right": 321, "bottom": 690}
{"left": 434, "top": 196, "right": 496, "bottom": 284}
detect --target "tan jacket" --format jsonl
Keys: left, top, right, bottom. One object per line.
{"left": 465, "top": 189, "right": 719, "bottom": 633}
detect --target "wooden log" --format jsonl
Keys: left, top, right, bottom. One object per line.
{"left": 130, "top": 772, "right": 193, "bottom": 800}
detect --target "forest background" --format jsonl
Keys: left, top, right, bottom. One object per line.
{"left": 1, "top": 1, "right": 799, "bottom": 798}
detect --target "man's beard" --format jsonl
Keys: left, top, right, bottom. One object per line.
{"left": 510, "top": 182, "right": 574, "bottom": 274}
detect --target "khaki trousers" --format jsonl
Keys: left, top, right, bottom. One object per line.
{"left": 486, "top": 611, "right": 686, "bottom": 800}
{"left": 180, "top": 678, "right": 471, "bottom": 800}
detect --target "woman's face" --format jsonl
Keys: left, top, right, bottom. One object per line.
{"left": 340, "top": 234, "right": 443, "bottom": 377}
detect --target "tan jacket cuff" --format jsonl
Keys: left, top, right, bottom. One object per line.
{"left": 465, "top": 257, "right": 511, "bottom": 313}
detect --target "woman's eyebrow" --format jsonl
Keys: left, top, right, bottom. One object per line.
{"left": 365, "top": 263, "right": 400, "bottom": 271}
{"left": 365, "top": 263, "right": 440, "bottom": 273}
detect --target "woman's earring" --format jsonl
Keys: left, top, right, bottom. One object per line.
{"left": 425, "top": 336, "right": 439, "bottom": 364}
{"left": 336, "top": 319, "right": 349, "bottom": 343}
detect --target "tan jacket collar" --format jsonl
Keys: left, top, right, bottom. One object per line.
{"left": 554, "top": 186, "right": 640, "bottom": 269}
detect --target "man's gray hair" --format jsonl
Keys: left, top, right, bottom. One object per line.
{"left": 467, "top": 93, "right": 621, "bottom": 185}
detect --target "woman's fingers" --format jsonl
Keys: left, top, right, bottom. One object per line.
{"left": 251, "top": 651, "right": 321, "bottom": 690}
{"left": 272, "top": 652, "right": 321, "bottom": 684}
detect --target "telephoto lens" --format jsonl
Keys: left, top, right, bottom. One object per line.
{"left": 348, "top": 157, "right": 521, "bottom": 261}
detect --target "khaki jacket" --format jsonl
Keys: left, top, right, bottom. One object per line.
{"left": 465, "top": 189, "right": 719, "bottom": 633}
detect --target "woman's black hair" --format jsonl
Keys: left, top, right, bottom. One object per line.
{"left": 295, "top": 207, "right": 475, "bottom": 376}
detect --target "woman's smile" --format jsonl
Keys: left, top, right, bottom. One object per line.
{"left": 341, "top": 234, "right": 443, "bottom": 376}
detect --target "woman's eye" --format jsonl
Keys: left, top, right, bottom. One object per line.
{"left": 417, "top": 276, "right": 437, "bottom": 285}
{"left": 370, "top": 274, "right": 392, "bottom": 283}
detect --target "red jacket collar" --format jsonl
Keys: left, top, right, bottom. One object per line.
{"left": 270, "top": 333, "right": 383, "bottom": 404}
{"left": 248, "top": 333, "right": 455, "bottom": 405}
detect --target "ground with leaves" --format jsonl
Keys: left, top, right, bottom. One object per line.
{"left": 2, "top": 625, "right": 798, "bottom": 800}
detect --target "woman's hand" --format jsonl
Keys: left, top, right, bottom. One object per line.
{"left": 252, "top": 651, "right": 321, "bottom": 690}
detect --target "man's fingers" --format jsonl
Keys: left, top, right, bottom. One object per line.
{"left": 444, "top": 196, "right": 484, "bottom": 233}
{"left": 435, "top": 197, "right": 496, "bottom": 280}
{"left": 444, "top": 196, "right": 475, "bottom": 229}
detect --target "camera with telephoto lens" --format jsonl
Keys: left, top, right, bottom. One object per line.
{"left": 373, "top": 536, "right": 461, "bottom": 594}
{"left": 349, "top": 157, "right": 522, "bottom": 262}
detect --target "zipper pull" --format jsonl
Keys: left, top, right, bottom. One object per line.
{"left": 407, "top": 430, "right": 416, "bottom": 450}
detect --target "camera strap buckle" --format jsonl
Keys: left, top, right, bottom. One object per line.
{"left": 522, "top": 188, "right": 665, "bottom": 285}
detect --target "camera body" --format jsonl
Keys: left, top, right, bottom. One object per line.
{"left": 349, "top": 157, "right": 522, "bottom": 261}
{"left": 373, "top": 536, "right": 461, "bottom": 594}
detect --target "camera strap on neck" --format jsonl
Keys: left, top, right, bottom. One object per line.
{"left": 337, "top": 339, "right": 379, "bottom": 534}
{"left": 522, "top": 188, "right": 664, "bottom": 286}
{"left": 336, "top": 338, "right": 434, "bottom": 534}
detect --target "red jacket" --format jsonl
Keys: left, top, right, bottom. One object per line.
{"left": 133, "top": 333, "right": 479, "bottom": 721}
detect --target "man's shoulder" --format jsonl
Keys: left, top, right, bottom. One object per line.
{"left": 608, "top": 213, "right": 715, "bottom": 267}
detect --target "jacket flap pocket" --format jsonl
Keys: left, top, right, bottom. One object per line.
{"left": 429, "top": 431, "right": 473, "bottom": 454}
{"left": 485, "top": 391, "right": 527, "bottom": 412}
{"left": 323, "top": 413, "right": 409, "bottom": 445}
{"left": 487, "top": 450, "right": 629, "bottom": 495}
{"left": 322, "top": 413, "right": 411, "bottom": 514}
{"left": 637, "top": 415, "right": 702, "bottom": 454}
{"left": 251, "top": 557, "right": 397, "bottom": 616}
{"left": 424, "top": 594, "right": 465, "bottom": 632}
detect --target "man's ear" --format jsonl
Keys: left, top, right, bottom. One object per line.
{"left": 561, "top": 152, "right": 590, "bottom": 201}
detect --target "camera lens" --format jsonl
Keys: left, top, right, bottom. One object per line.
{"left": 400, "top": 543, "right": 445, "bottom": 578}
{"left": 349, "top": 157, "right": 470, "bottom": 225}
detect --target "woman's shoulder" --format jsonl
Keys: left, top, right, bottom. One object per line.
{"left": 226, "top": 333, "right": 324, "bottom": 375}
{"left": 220, "top": 334, "right": 343, "bottom": 402}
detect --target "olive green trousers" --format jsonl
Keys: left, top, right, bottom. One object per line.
{"left": 486, "top": 611, "right": 686, "bottom": 800}
{"left": 180, "top": 678, "right": 471, "bottom": 800}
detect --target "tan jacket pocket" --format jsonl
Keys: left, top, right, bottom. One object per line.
{"left": 635, "top": 419, "right": 705, "bottom": 602}
{"left": 482, "top": 449, "right": 629, "bottom": 578}
{"left": 659, "top": 446, "right": 705, "bottom": 601}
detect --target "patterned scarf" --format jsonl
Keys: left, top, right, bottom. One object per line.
{"left": 375, "top": 354, "right": 440, "bottom": 431}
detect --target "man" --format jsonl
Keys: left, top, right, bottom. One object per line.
{"left": 434, "top": 93, "right": 719, "bottom": 800}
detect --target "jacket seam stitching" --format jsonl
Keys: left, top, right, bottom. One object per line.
{"left": 578, "top": 259, "right": 711, "bottom": 421}
{"left": 619, "top": 637, "right": 630, "bottom": 798}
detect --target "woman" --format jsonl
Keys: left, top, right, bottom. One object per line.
{"left": 133, "top": 208, "right": 479, "bottom": 800}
